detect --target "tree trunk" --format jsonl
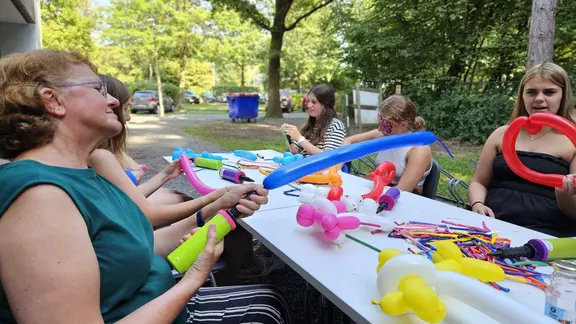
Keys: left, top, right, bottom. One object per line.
{"left": 266, "top": 29, "right": 285, "bottom": 118}
{"left": 240, "top": 61, "right": 245, "bottom": 90}
{"left": 526, "top": 0, "right": 557, "bottom": 69}
{"left": 297, "top": 71, "right": 301, "bottom": 92}
{"left": 177, "top": 55, "right": 188, "bottom": 108}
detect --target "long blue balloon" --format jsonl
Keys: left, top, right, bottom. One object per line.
{"left": 263, "top": 131, "right": 438, "bottom": 190}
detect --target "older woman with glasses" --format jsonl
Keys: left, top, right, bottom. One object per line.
{"left": 0, "top": 50, "right": 291, "bottom": 324}
{"left": 340, "top": 95, "right": 432, "bottom": 195}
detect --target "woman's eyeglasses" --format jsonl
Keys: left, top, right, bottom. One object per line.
{"left": 61, "top": 81, "right": 108, "bottom": 97}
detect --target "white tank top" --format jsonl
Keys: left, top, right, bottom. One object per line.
{"left": 375, "top": 146, "right": 432, "bottom": 186}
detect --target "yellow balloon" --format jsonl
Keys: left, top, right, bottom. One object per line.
{"left": 399, "top": 276, "right": 446, "bottom": 323}
{"left": 431, "top": 251, "right": 445, "bottom": 263}
{"left": 412, "top": 298, "right": 447, "bottom": 324}
{"left": 435, "top": 240, "right": 462, "bottom": 260}
{"left": 459, "top": 258, "right": 505, "bottom": 282}
{"left": 378, "top": 249, "right": 403, "bottom": 266}
{"left": 435, "top": 259, "right": 463, "bottom": 273}
{"left": 398, "top": 275, "right": 425, "bottom": 292}
{"left": 378, "top": 292, "right": 410, "bottom": 316}
{"left": 376, "top": 261, "right": 384, "bottom": 273}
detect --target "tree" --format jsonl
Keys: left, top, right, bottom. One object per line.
{"left": 526, "top": 0, "right": 557, "bottom": 69}
{"left": 40, "top": 0, "right": 96, "bottom": 55}
{"left": 209, "top": 0, "right": 335, "bottom": 118}
{"left": 210, "top": 10, "right": 268, "bottom": 90}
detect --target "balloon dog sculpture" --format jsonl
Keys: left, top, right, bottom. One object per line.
{"left": 295, "top": 197, "right": 395, "bottom": 244}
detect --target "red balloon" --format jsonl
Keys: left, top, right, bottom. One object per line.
{"left": 502, "top": 113, "right": 576, "bottom": 188}
{"left": 327, "top": 186, "right": 344, "bottom": 201}
{"left": 362, "top": 162, "right": 396, "bottom": 201}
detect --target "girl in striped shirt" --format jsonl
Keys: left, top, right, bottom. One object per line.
{"left": 282, "top": 84, "right": 346, "bottom": 156}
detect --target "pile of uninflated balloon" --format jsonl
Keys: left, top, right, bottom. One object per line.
{"left": 386, "top": 220, "right": 549, "bottom": 292}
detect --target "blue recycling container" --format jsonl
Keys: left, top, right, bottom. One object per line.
{"left": 227, "top": 93, "right": 259, "bottom": 122}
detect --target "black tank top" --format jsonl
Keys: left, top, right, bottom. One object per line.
{"left": 485, "top": 151, "right": 576, "bottom": 237}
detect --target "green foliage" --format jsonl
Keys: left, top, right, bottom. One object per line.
{"left": 406, "top": 86, "right": 515, "bottom": 144}
{"left": 212, "top": 85, "right": 260, "bottom": 96}
{"left": 40, "top": 0, "right": 96, "bottom": 55}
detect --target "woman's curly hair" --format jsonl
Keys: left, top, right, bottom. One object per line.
{"left": 0, "top": 50, "right": 95, "bottom": 159}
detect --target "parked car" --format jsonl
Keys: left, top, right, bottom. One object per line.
{"left": 183, "top": 90, "right": 200, "bottom": 104}
{"left": 130, "top": 90, "right": 174, "bottom": 114}
{"left": 280, "top": 90, "right": 294, "bottom": 113}
{"left": 202, "top": 92, "right": 216, "bottom": 103}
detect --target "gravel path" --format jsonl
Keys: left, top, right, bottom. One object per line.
{"left": 127, "top": 113, "right": 351, "bottom": 324}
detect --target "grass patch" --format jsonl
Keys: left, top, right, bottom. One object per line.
{"left": 176, "top": 103, "right": 266, "bottom": 115}
{"left": 182, "top": 122, "right": 477, "bottom": 204}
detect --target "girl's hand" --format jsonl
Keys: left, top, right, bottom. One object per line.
{"left": 281, "top": 124, "right": 302, "bottom": 140}
{"left": 471, "top": 202, "right": 495, "bottom": 218}
{"left": 560, "top": 174, "right": 576, "bottom": 196}
{"left": 216, "top": 184, "right": 269, "bottom": 217}
{"left": 161, "top": 160, "right": 184, "bottom": 181}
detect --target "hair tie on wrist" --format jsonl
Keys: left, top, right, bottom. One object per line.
{"left": 470, "top": 201, "right": 484, "bottom": 208}
{"left": 196, "top": 209, "right": 205, "bottom": 227}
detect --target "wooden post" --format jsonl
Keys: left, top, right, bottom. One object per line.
{"left": 526, "top": 0, "right": 557, "bottom": 69}
{"left": 356, "top": 85, "right": 362, "bottom": 131}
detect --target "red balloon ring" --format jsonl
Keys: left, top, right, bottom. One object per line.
{"left": 502, "top": 113, "right": 576, "bottom": 188}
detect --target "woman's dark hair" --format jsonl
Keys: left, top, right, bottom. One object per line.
{"left": 300, "top": 84, "right": 337, "bottom": 145}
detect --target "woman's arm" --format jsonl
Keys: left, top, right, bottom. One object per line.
{"left": 395, "top": 146, "right": 432, "bottom": 192}
{"left": 137, "top": 160, "right": 182, "bottom": 198}
{"left": 0, "top": 185, "right": 200, "bottom": 324}
{"left": 89, "top": 149, "right": 227, "bottom": 228}
{"left": 153, "top": 184, "right": 269, "bottom": 258}
{"left": 468, "top": 127, "right": 505, "bottom": 216}
{"left": 342, "top": 129, "right": 382, "bottom": 146}
{"left": 555, "top": 158, "right": 576, "bottom": 220}
{"left": 297, "top": 121, "right": 347, "bottom": 155}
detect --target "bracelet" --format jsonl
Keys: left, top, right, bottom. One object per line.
{"left": 470, "top": 201, "right": 484, "bottom": 208}
{"left": 196, "top": 209, "right": 205, "bottom": 227}
{"left": 297, "top": 136, "right": 306, "bottom": 144}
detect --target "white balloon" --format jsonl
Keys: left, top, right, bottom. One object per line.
{"left": 377, "top": 254, "right": 438, "bottom": 296}
{"left": 310, "top": 197, "right": 337, "bottom": 215}
{"left": 315, "top": 187, "right": 330, "bottom": 198}
{"left": 360, "top": 198, "right": 378, "bottom": 215}
{"left": 300, "top": 184, "right": 316, "bottom": 195}
{"left": 298, "top": 192, "right": 315, "bottom": 203}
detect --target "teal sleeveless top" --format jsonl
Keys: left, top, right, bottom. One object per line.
{"left": 0, "top": 160, "right": 187, "bottom": 324}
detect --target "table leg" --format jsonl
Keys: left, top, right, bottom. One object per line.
{"left": 304, "top": 281, "right": 311, "bottom": 324}
{"left": 322, "top": 295, "right": 335, "bottom": 324}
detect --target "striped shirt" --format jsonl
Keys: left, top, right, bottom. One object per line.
{"left": 294, "top": 118, "right": 346, "bottom": 156}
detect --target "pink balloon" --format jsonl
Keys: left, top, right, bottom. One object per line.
{"left": 324, "top": 227, "right": 341, "bottom": 241}
{"left": 321, "top": 213, "right": 339, "bottom": 231}
{"left": 332, "top": 201, "right": 347, "bottom": 213}
{"left": 180, "top": 153, "right": 216, "bottom": 196}
{"left": 296, "top": 204, "right": 316, "bottom": 227}
{"left": 337, "top": 216, "right": 361, "bottom": 230}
